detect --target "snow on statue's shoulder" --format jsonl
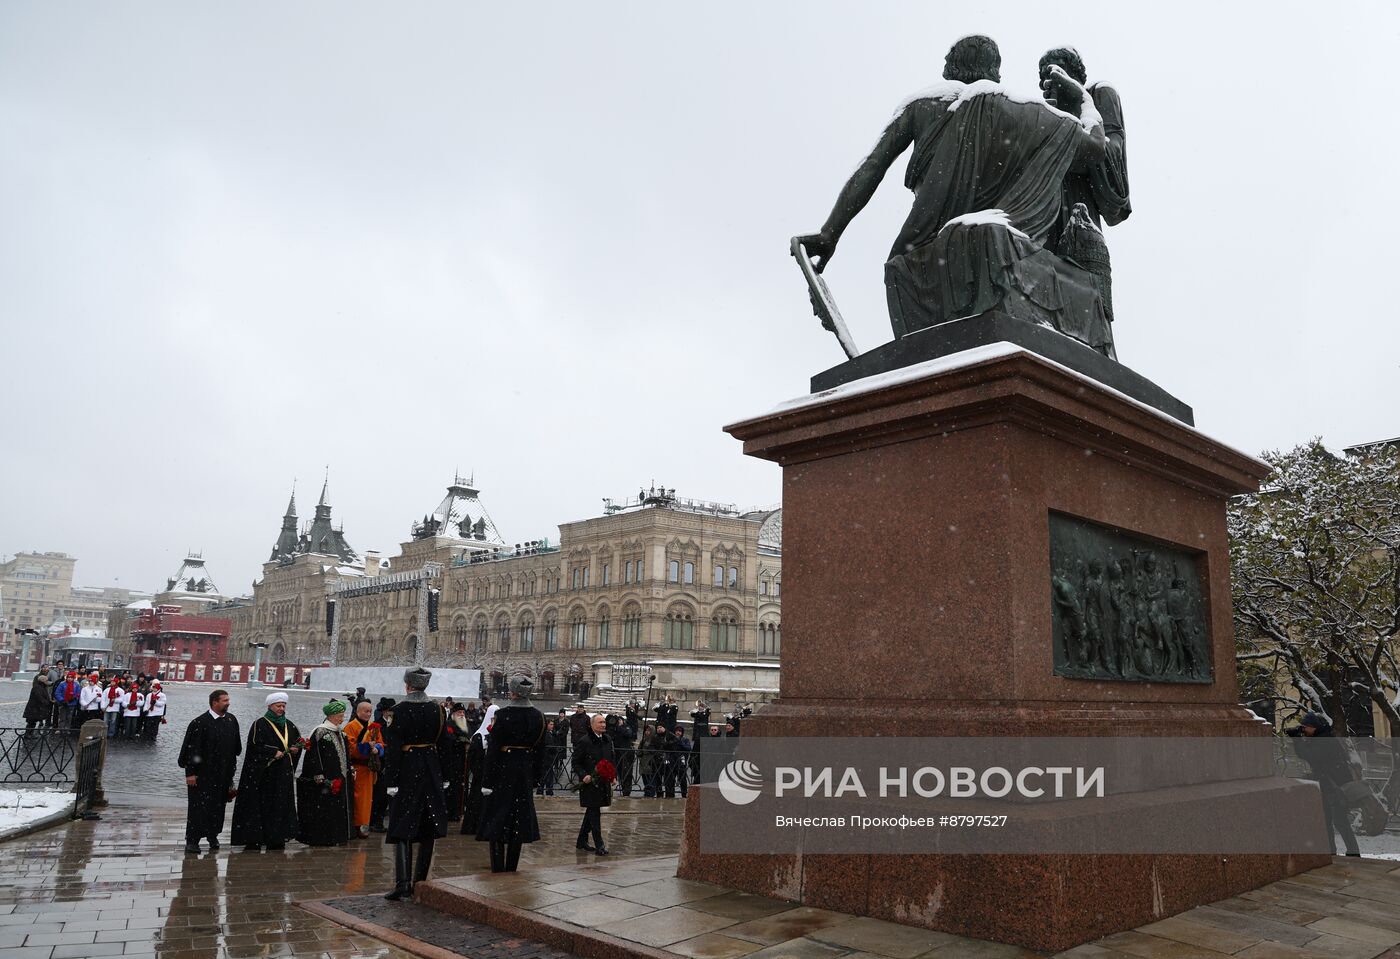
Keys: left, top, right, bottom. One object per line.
{"left": 941, "top": 78, "right": 1101, "bottom": 132}
{"left": 892, "top": 80, "right": 964, "bottom": 117}
{"left": 940, "top": 209, "right": 1029, "bottom": 239}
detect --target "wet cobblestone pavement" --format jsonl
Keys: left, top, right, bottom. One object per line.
{"left": 316, "top": 896, "right": 574, "bottom": 959}
{"left": 0, "top": 795, "right": 684, "bottom": 958}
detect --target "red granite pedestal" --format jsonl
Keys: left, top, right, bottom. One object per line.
{"left": 676, "top": 344, "right": 1330, "bottom": 953}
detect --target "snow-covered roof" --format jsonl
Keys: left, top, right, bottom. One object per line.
{"left": 412, "top": 476, "right": 505, "bottom": 547}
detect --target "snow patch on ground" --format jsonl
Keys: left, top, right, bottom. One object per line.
{"left": 0, "top": 788, "right": 70, "bottom": 833}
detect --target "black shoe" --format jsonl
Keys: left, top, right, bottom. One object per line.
{"left": 207, "top": 839, "right": 220, "bottom": 851}
{"left": 242, "top": 845, "right": 261, "bottom": 852}
{"left": 594, "top": 846, "right": 609, "bottom": 856}
{"left": 183, "top": 843, "right": 201, "bottom": 855}
{"left": 575, "top": 842, "right": 595, "bottom": 851}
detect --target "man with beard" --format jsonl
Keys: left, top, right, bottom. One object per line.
{"left": 475, "top": 677, "right": 547, "bottom": 872}
{"left": 383, "top": 667, "right": 451, "bottom": 901}
{"left": 231, "top": 691, "right": 302, "bottom": 851}
{"left": 297, "top": 700, "right": 353, "bottom": 846}
{"left": 177, "top": 688, "right": 242, "bottom": 854}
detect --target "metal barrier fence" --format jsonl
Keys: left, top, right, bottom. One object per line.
{"left": 0, "top": 725, "right": 106, "bottom": 821}
{"left": 514, "top": 741, "right": 741, "bottom": 795}
{"left": 0, "top": 727, "right": 78, "bottom": 784}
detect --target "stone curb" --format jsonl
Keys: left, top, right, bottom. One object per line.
{"left": 0, "top": 800, "right": 76, "bottom": 844}
{"left": 298, "top": 900, "right": 469, "bottom": 959}
{"left": 414, "top": 874, "right": 680, "bottom": 959}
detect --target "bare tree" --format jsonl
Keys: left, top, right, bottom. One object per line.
{"left": 1231, "top": 439, "right": 1400, "bottom": 803}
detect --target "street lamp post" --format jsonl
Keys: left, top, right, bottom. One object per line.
{"left": 295, "top": 645, "right": 305, "bottom": 686}
{"left": 248, "top": 642, "right": 269, "bottom": 687}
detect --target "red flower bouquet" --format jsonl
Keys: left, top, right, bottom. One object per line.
{"left": 330, "top": 778, "right": 344, "bottom": 796}
{"left": 593, "top": 759, "right": 617, "bottom": 785}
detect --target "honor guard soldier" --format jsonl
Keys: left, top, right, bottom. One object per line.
{"left": 475, "top": 676, "right": 547, "bottom": 872}
{"left": 383, "top": 667, "right": 451, "bottom": 901}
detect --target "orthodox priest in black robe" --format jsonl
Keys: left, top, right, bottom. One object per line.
{"left": 177, "top": 688, "right": 242, "bottom": 853}
{"left": 459, "top": 704, "right": 496, "bottom": 837}
{"left": 475, "top": 677, "right": 547, "bottom": 872}
{"left": 297, "top": 699, "right": 353, "bottom": 847}
{"left": 383, "top": 667, "right": 451, "bottom": 901}
{"left": 230, "top": 691, "right": 302, "bottom": 851}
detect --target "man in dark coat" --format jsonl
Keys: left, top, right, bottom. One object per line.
{"left": 230, "top": 691, "right": 302, "bottom": 851}
{"left": 567, "top": 703, "right": 591, "bottom": 746}
{"left": 383, "top": 667, "right": 451, "bottom": 901}
{"left": 476, "top": 677, "right": 547, "bottom": 872}
{"left": 689, "top": 700, "right": 711, "bottom": 783}
{"left": 607, "top": 714, "right": 636, "bottom": 797}
{"left": 1290, "top": 712, "right": 1361, "bottom": 857}
{"left": 572, "top": 713, "right": 615, "bottom": 854}
{"left": 370, "top": 697, "right": 396, "bottom": 831}
{"left": 177, "top": 688, "right": 242, "bottom": 854}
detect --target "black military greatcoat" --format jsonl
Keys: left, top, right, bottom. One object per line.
{"left": 475, "top": 703, "right": 547, "bottom": 844}
{"left": 382, "top": 693, "right": 450, "bottom": 843}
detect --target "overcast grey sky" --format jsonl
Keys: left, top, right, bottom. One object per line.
{"left": 2, "top": 2, "right": 1396, "bottom": 596}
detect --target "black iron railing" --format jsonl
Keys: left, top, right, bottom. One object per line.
{"left": 0, "top": 727, "right": 78, "bottom": 784}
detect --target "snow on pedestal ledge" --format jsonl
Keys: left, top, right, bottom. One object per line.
{"left": 0, "top": 788, "right": 71, "bottom": 835}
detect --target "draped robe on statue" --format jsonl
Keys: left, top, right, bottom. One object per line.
{"left": 880, "top": 80, "right": 1113, "bottom": 354}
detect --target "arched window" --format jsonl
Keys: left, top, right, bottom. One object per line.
{"left": 710, "top": 609, "right": 739, "bottom": 652}
{"left": 729, "top": 566, "right": 739, "bottom": 588}
{"left": 623, "top": 605, "right": 642, "bottom": 648}
{"left": 520, "top": 615, "right": 535, "bottom": 652}
{"left": 683, "top": 561, "right": 695, "bottom": 585}
{"left": 664, "top": 606, "right": 694, "bottom": 650}
{"left": 498, "top": 622, "right": 511, "bottom": 653}
{"left": 624, "top": 560, "right": 633, "bottom": 584}
{"left": 570, "top": 611, "right": 587, "bottom": 649}
{"left": 598, "top": 610, "right": 611, "bottom": 648}
{"left": 474, "top": 620, "right": 488, "bottom": 653}
{"left": 713, "top": 565, "right": 724, "bottom": 586}
{"left": 544, "top": 612, "right": 559, "bottom": 651}
{"left": 772, "top": 578, "right": 781, "bottom": 598}
{"left": 668, "top": 560, "right": 680, "bottom": 583}
{"left": 759, "top": 621, "right": 782, "bottom": 657}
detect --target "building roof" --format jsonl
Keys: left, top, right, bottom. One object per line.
{"left": 164, "top": 554, "right": 220, "bottom": 596}
{"left": 411, "top": 475, "right": 505, "bottom": 547}
{"left": 270, "top": 477, "right": 359, "bottom": 565}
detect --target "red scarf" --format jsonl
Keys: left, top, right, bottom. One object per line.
{"left": 126, "top": 689, "right": 141, "bottom": 710}
{"left": 107, "top": 686, "right": 123, "bottom": 706}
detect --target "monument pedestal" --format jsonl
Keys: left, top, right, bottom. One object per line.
{"left": 677, "top": 343, "right": 1329, "bottom": 953}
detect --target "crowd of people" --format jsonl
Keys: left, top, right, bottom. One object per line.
{"left": 21, "top": 663, "right": 168, "bottom": 740}
{"left": 172, "top": 671, "right": 753, "bottom": 901}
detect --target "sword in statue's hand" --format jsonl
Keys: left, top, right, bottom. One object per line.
{"left": 791, "top": 235, "right": 860, "bottom": 360}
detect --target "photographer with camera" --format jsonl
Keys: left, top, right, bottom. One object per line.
{"left": 1286, "top": 712, "right": 1361, "bottom": 857}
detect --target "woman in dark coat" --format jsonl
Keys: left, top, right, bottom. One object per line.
{"left": 230, "top": 692, "right": 302, "bottom": 851}
{"left": 475, "top": 679, "right": 547, "bottom": 872}
{"left": 572, "top": 713, "right": 615, "bottom": 854}
{"left": 297, "top": 700, "right": 352, "bottom": 847}
{"left": 22, "top": 670, "right": 54, "bottom": 730}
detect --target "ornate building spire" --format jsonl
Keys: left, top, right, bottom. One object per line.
{"left": 269, "top": 483, "right": 301, "bottom": 561}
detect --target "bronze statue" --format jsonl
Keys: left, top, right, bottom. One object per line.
{"left": 795, "top": 35, "right": 1124, "bottom": 361}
